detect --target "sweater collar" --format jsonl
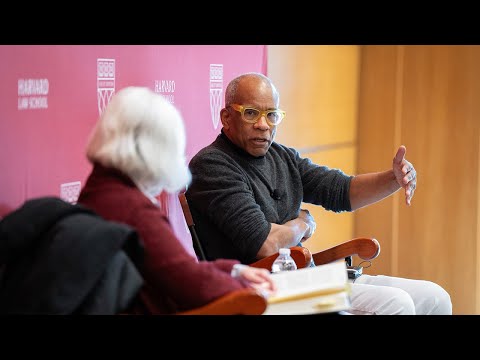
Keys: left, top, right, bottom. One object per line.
{"left": 91, "top": 163, "right": 159, "bottom": 205}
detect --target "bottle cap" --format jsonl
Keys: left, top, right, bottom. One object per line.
{"left": 279, "top": 248, "right": 291, "bottom": 255}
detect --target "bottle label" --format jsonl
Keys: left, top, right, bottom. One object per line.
{"left": 271, "top": 264, "right": 281, "bottom": 273}
{"left": 271, "top": 259, "right": 297, "bottom": 273}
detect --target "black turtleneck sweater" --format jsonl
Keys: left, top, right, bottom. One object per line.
{"left": 186, "top": 131, "right": 353, "bottom": 264}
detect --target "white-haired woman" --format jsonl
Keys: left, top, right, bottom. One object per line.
{"left": 78, "top": 87, "right": 275, "bottom": 314}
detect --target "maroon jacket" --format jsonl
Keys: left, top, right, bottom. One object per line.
{"left": 78, "top": 163, "right": 245, "bottom": 314}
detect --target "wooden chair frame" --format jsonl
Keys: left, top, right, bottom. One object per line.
{"left": 178, "top": 192, "right": 380, "bottom": 270}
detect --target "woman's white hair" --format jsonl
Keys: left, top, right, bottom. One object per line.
{"left": 86, "top": 86, "right": 191, "bottom": 196}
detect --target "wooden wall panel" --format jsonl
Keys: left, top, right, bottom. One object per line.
{"left": 398, "top": 46, "right": 480, "bottom": 314}
{"left": 268, "top": 45, "right": 359, "bottom": 148}
{"left": 356, "top": 45, "right": 480, "bottom": 314}
{"left": 355, "top": 46, "right": 399, "bottom": 277}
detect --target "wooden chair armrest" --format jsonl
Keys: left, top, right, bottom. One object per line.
{"left": 249, "top": 246, "right": 312, "bottom": 270}
{"left": 312, "top": 237, "right": 380, "bottom": 266}
{"left": 177, "top": 288, "right": 267, "bottom": 315}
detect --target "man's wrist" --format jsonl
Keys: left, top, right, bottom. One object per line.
{"left": 304, "top": 222, "right": 312, "bottom": 238}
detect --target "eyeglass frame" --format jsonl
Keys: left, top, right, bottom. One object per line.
{"left": 228, "top": 103, "right": 286, "bottom": 127}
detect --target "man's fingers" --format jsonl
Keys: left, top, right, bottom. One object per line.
{"left": 405, "top": 182, "right": 416, "bottom": 205}
{"left": 402, "top": 170, "right": 416, "bottom": 185}
{"left": 402, "top": 163, "right": 413, "bottom": 174}
{"left": 394, "top": 145, "right": 406, "bottom": 164}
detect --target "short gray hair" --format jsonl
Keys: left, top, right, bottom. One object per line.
{"left": 225, "top": 72, "right": 280, "bottom": 107}
{"left": 86, "top": 86, "right": 191, "bottom": 195}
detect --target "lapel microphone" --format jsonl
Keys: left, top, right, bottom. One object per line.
{"left": 271, "top": 189, "right": 282, "bottom": 200}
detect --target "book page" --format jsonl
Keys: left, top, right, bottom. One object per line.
{"left": 264, "top": 291, "right": 350, "bottom": 315}
{"left": 268, "top": 260, "right": 348, "bottom": 303}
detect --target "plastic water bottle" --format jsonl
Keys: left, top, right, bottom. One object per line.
{"left": 271, "top": 248, "right": 297, "bottom": 273}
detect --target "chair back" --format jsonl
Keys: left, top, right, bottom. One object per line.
{"left": 178, "top": 192, "right": 207, "bottom": 261}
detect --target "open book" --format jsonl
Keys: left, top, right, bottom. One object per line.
{"left": 264, "top": 260, "right": 351, "bottom": 315}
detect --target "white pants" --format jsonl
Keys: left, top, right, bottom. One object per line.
{"left": 347, "top": 274, "right": 452, "bottom": 315}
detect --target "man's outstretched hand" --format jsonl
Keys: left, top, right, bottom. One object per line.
{"left": 392, "top": 145, "right": 417, "bottom": 206}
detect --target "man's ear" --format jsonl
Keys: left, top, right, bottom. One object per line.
{"left": 220, "top": 108, "right": 230, "bottom": 129}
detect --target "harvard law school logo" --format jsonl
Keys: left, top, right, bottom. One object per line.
{"left": 60, "top": 181, "right": 81, "bottom": 204}
{"left": 17, "top": 78, "right": 49, "bottom": 110}
{"left": 209, "top": 64, "right": 223, "bottom": 129}
{"left": 154, "top": 79, "right": 175, "bottom": 104}
{"left": 97, "top": 58, "right": 115, "bottom": 115}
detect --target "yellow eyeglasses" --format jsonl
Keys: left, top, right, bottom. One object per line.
{"left": 229, "top": 103, "right": 286, "bottom": 127}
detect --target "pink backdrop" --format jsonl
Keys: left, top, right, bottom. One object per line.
{"left": 0, "top": 45, "right": 267, "bottom": 254}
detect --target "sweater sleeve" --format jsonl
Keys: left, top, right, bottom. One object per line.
{"left": 133, "top": 204, "right": 246, "bottom": 311}
{"left": 290, "top": 146, "right": 353, "bottom": 212}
